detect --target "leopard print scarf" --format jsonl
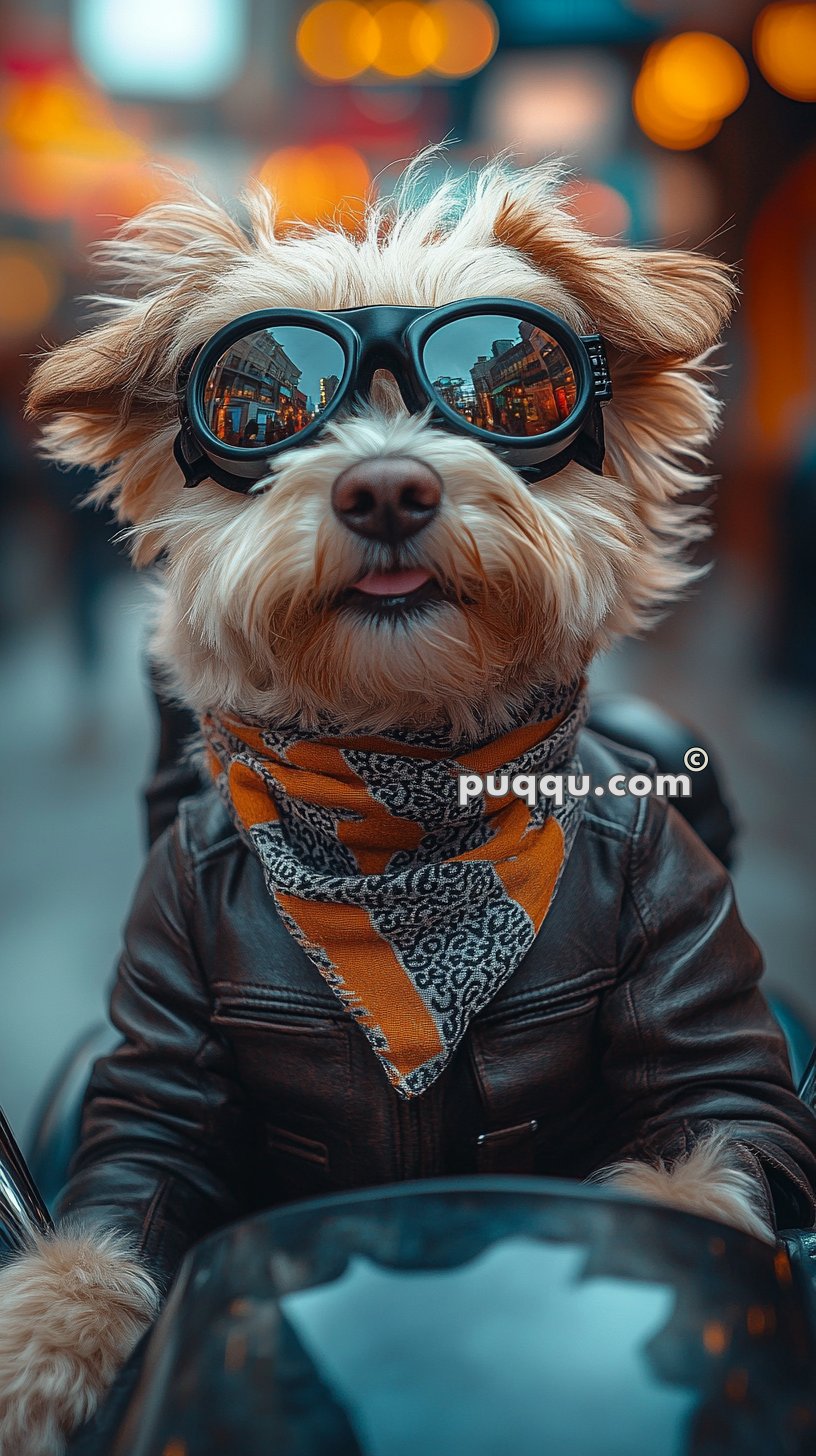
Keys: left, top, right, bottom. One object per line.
{"left": 201, "top": 682, "right": 587, "bottom": 1097}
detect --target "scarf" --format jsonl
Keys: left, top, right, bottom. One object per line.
{"left": 201, "top": 681, "right": 587, "bottom": 1098}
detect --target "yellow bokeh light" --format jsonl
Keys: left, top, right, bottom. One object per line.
{"left": 0, "top": 242, "right": 61, "bottom": 339}
{"left": 257, "top": 144, "right": 371, "bottom": 227}
{"left": 296, "top": 1, "right": 380, "bottom": 82}
{"left": 633, "top": 60, "right": 722, "bottom": 150}
{"left": 371, "top": 2, "right": 439, "bottom": 77}
{"left": 649, "top": 32, "right": 748, "bottom": 122}
{"left": 427, "top": 0, "right": 498, "bottom": 78}
{"left": 754, "top": 3, "right": 816, "bottom": 101}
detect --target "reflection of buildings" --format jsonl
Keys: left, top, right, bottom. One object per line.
{"left": 205, "top": 332, "right": 314, "bottom": 445}
{"left": 319, "top": 374, "right": 339, "bottom": 409}
{"left": 470, "top": 326, "right": 576, "bottom": 435}
{"left": 431, "top": 326, "right": 576, "bottom": 437}
{"left": 433, "top": 376, "right": 468, "bottom": 412}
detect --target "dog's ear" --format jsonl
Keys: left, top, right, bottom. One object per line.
{"left": 25, "top": 189, "right": 257, "bottom": 529}
{"left": 494, "top": 193, "right": 737, "bottom": 364}
{"left": 27, "top": 190, "right": 253, "bottom": 423}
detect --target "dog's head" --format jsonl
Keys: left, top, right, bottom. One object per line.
{"left": 28, "top": 158, "right": 735, "bottom": 737}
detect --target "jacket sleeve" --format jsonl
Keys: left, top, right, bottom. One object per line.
{"left": 56, "top": 817, "right": 260, "bottom": 1290}
{"left": 597, "top": 793, "right": 816, "bottom": 1231}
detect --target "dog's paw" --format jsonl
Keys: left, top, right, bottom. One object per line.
{"left": 0, "top": 1225, "right": 159, "bottom": 1456}
{"left": 591, "top": 1130, "right": 775, "bottom": 1243}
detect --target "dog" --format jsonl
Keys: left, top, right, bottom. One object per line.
{"left": 3, "top": 155, "right": 815, "bottom": 1455}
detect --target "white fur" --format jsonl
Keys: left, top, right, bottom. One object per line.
{"left": 592, "top": 1129, "right": 774, "bottom": 1242}
{"left": 0, "top": 1227, "right": 158, "bottom": 1455}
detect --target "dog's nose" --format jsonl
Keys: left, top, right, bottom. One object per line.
{"left": 331, "top": 458, "right": 442, "bottom": 543}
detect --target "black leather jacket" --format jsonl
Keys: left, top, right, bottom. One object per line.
{"left": 58, "top": 731, "right": 816, "bottom": 1289}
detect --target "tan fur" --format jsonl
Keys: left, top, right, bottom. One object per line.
{"left": 0, "top": 1227, "right": 159, "bottom": 1454}
{"left": 592, "top": 1130, "right": 774, "bottom": 1243}
{"left": 26, "top": 155, "right": 734, "bottom": 737}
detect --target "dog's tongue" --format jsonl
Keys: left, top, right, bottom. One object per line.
{"left": 354, "top": 567, "right": 432, "bottom": 596}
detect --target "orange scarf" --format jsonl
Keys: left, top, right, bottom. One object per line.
{"left": 202, "top": 683, "right": 586, "bottom": 1097}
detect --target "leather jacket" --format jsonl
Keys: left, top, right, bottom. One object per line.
{"left": 58, "top": 730, "right": 816, "bottom": 1289}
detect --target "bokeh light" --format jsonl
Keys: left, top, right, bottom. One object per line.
{"left": 0, "top": 241, "right": 61, "bottom": 340}
{"left": 297, "top": 0, "right": 497, "bottom": 82}
{"left": 0, "top": 72, "right": 150, "bottom": 225}
{"left": 257, "top": 143, "right": 371, "bottom": 227}
{"left": 562, "top": 179, "right": 632, "bottom": 239}
{"left": 634, "top": 72, "right": 721, "bottom": 149}
{"left": 1, "top": 75, "right": 144, "bottom": 161}
{"left": 648, "top": 32, "right": 748, "bottom": 123}
{"left": 632, "top": 34, "right": 749, "bottom": 150}
{"left": 754, "top": 3, "right": 816, "bottom": 102}
{"left": 371, "top": 2, "right": 438, "bottom": 78}
{"left": 477, "top": 53, "right": 625, "bottom": 159}
{"left": 297, "top": 2, "right": 380, "bottom": 82}
{"left": 426, "top": 1, "right": 498, "bottom": 78}
{"left": 74, "top": 0, "right": 247, "bottom": 98}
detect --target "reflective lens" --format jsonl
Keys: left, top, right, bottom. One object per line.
{"left": 422, "top": 314, "right": 578, "bottom": 438}
{"left": 201, "top": 326, "right": 346, "bottom": 447}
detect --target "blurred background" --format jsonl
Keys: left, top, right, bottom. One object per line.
{"left": 1, "top": 0, "right": 814, "bottom": 1145}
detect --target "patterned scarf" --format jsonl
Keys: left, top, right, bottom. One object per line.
{"left": 201, "top": 681, "right": 587, "bottom": 1098}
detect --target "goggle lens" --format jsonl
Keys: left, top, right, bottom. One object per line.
{"left": 422, "top": 314, "right": 578, "bottom": 438}
{"left": 202, "top": 326, "right": 346, "bottom": 447}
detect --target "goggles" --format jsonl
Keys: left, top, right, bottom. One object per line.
{"left": 174, "top": 298, "right": 613, "bottom": 495}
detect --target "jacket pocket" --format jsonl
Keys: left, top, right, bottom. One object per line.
{"left": 475, "top": 1118, "right": 541, "bottom": 1175}
{"left": 264, "top": 1123, "right": 332, "bottom": 1203}
{"left": 266, "top": 1125, "right": 329, "bottom": 1168}
{"left": 469, "top": 980, "right": 610, "bottom": 1155}
{"left": 210, "top": 991, "right": 353, "bottom": 1133}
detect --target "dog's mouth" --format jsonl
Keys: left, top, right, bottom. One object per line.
{"left": 339, "top": 566, "right": 449, "bottom": 618}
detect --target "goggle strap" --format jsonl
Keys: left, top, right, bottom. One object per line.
{"left": 516, "top": 405, "right": 606, "bottom": 484}
{"left": 173, "top": 427, "right": 254, "bottom": 494}
{"left": 583, "top": 334, "right": 613, "bottom": 402}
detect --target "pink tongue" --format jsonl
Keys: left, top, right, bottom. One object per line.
{"left": 354, "top": 567, "right": 433, "bottom": 596}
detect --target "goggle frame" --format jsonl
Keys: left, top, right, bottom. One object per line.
{"left": 174, "top": 297, "right": 613, "bottom": 495}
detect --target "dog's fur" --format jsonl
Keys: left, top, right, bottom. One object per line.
{"left": 3, "top": 157, "right": 771, "bottom": 1452}
{"left": 0, "top": 1228, "right": 158, "bottom": 1455}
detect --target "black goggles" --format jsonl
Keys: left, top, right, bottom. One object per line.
{"left": 174, "top": 298, "right": 613, "bottom": 495}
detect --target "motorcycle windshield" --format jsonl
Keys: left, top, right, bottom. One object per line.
{"left": 73, "top": 1179, "right": 816, "bottom": 1456}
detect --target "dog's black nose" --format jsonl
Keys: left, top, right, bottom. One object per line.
{"left": 331, "top": 458, "right": 442, "bottom": 543}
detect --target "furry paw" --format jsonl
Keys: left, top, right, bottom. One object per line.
{"left": 592, "top": 1130, "right": 775, "bottom": 1243}
{"left": 0, "top": 1226, "right": 159, "bottom": 1456}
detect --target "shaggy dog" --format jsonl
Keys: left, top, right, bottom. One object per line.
{"left": 1, "top": 156, "right": 808, "bottom": 1454}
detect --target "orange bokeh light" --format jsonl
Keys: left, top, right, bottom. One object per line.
{"left": 649, "top": 32, "right": 748, "bottom": 122}
{"left": 371, "top": 2, "right": 439, "bottom": 77}
{"left": 296, "top": 0, "right": 497, "bottom": 81}
{"left": 0, "top": 241, "right": 62, "bottom": 339}
{"left": 754, "top": 3, "right": 816, "bottom": 102}
{"left": 427, "top": 0, "right": 498, "bottom": 78}
{"left": 633, "top": 40, "right": 729, "bottom": 151}
{"left": 1, "top": 75, "right": 144, "bottom": 160}
{"left": 296, "top": 1, "right": 379, "bottom": 82}
{"left": 0, "top": 72, "right": 153, "bottom": 225}
{"left": 256, "top": 144, "right": 371, "bottom": 228}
